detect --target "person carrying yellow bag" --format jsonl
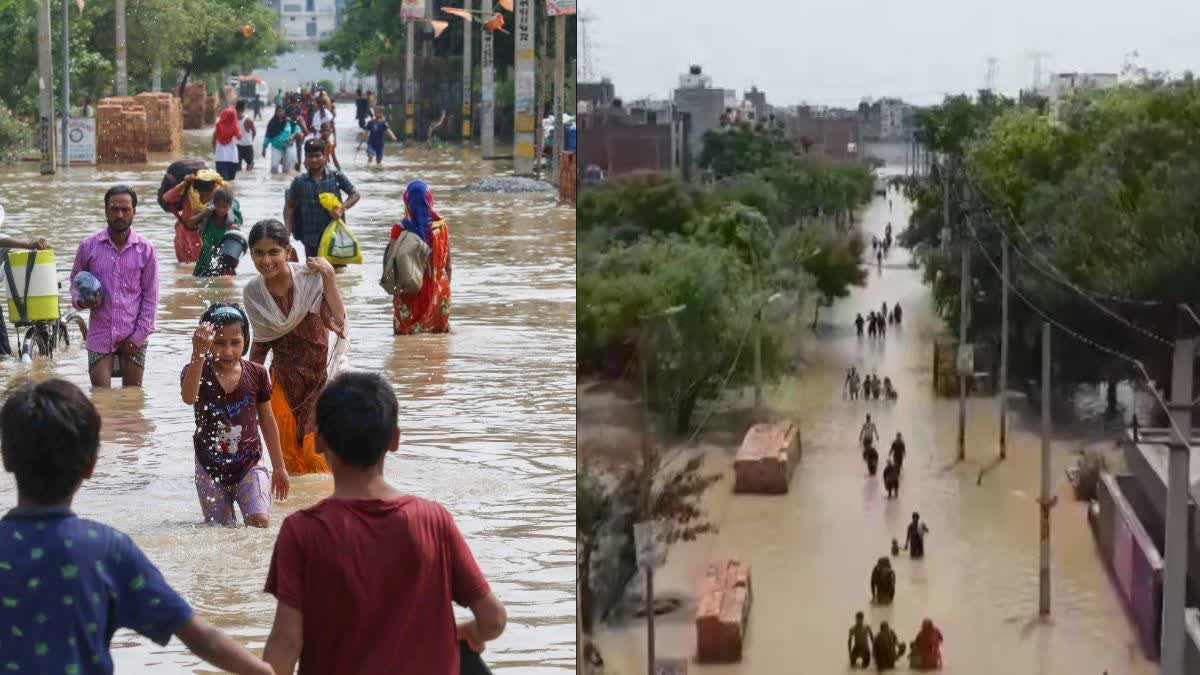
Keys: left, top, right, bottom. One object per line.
{"left": 316, "top": 192, "right": 363, "bottom": 266}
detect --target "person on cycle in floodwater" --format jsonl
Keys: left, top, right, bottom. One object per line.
{"left": 905, "top": 512, "right": 930, "bottom": 559}
{"left": 848, "top": 611, "right": 874, "bottom": 668}
{"left": 889, "top": 433, "right": 906, "bottom": 472}
{"left": 855, "top": 313, "right": 865, "bottom": 337}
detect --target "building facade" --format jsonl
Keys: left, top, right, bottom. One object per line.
{"left": 1047, "top": 72, "right": 1119, "bottom": 123}
{"left": 265, "top": 0, "right": 338, "bottom": 47}
{"left": 577, "top": 93, "right": 691, "bottom": 181}
{"left": 672, "top": 65, "right": 733, "bottom": 177}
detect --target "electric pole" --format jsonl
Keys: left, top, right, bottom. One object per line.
{"left": 1039, "top": 321, "right": 1052, "bottom": 615}
{"left": 404, "top": 21, "right": 416, "bottom": 140}
{"left": 513, "top": 0, "right": 536, "bottom": 176}
{"left": 114, "top": 0, "right": 127, "bottom": 95}
{"left": 60, "top": 0, "right": 69, "bottom": 169}
{"left": 480, "top": 25, "right": 495, "bottom": 159}
{"left": 461, "top": 0, "right": 472, "bottom": 144}
{"left": 551, "top": 12, "right": 566, "bottom": 186}
{"left": 36, "top": 0, "right": 55, "bottom": 175}
{"left": 985, "top": 57, "right": 999, "bottom": 92}
{"left": 954, "top": 167, "right": 968, "bottom": 461}
{"left": 999, "top": 241, "right": 1009, "bottom": 459}
{"left": 1161, "top": 318, "right": 1195, "bottom": 675}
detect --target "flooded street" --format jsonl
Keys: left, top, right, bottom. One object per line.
{"left": 0, "top": 112, "right": 575, "bottom": 671}
{"left": 591, "top": 189, "right": 1154, "bottom": 674}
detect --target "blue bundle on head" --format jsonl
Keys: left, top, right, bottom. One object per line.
{"left": 73, "top": 271, "right": 102, "bottom": 303}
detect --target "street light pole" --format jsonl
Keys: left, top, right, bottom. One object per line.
{"left": 60, "top": 0, "right": 69, "bottom": 170}
{"left": 999, "top": 241, "right": 1009, "bottom": 459}
{"left": 1160, "top": 324, "right": 1195, "bottom": 674}
{"left": 954, "top": 166, "right": 969, "bottom": 461}
{"left": 1039, "top": 321, "right": 1053, "bottom": 615}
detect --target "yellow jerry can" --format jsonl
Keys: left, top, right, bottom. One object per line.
{"left": 4, "top": 249, "right": 60, "bottom": 322}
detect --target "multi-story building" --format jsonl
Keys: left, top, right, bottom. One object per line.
{"left": 577, "top": 88, "right": 692, "bottom": 182}
{"left": 264, "top": 0, "right": 338, "bottom": 47}
{"left": 1046, "top": 72, "right": 1119, "bottom": 123}
{"left": 859, "top": 97, "right": 915, "bottom": 141}
{"left": 673, "top": 65, "right": 734, "bottom": 176}
{"left": 782, "top": 105, "right": 862, "bottom": 160}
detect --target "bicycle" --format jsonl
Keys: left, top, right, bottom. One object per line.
{"left": 1, "top": 248, "right": 88, "bottom": 361}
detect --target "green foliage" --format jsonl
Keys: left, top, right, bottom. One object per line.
{"left": 318, "top": 79, "right": 336, "bottom": 94}
{"left": 0, "top": 103, "right": 31, "bottom": 160}
{"left": 699, "top": 124, "right": 795, "bottom": 179}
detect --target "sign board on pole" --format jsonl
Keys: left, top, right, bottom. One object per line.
{"left": 655, "top": 659, "right": 688, "bottom": 675}
{"left": 633, "top": 521, "right": 657, "bottom": 569}
{"left": 956, "top": 343, "right": 974, "bottom": 377}
{"left": 401, "top": 0, "right": 425, "bottom": 21}
{"left": 546, "top": 0, "right": 576, "bottom": 15}
{"left": 61, "top": 118, "right": 95, "bottom": 164}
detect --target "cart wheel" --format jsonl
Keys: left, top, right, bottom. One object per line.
{"left": 21, "top": 326, "right": 50, "bottom": 359}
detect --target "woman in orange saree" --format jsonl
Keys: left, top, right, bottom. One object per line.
{"left": 392, "top": 180, "right": 451, "bottom": 335}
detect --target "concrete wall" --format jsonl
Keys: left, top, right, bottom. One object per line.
{"left": 785, "top": 113, "right": 861, "bottom": 161}
{"left": 577, "top": 122, "right": 673, "bottom": 176}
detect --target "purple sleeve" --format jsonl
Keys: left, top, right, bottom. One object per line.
{"left": 129, "top": 243, "right": 159, "bottom": 347}
{"left": 69, "top": 240, "right": 88, "bottom": 309}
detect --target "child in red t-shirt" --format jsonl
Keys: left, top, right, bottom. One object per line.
{"left": 262, "top": 371, "right": 507, "bottom": 674}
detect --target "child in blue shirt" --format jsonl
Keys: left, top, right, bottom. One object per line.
{"left": 0, "top": 378, "right": 272, "bottom": 675}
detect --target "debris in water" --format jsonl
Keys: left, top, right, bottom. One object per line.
{"left": 461, "top": 176, "right": 555, "bottom": 193}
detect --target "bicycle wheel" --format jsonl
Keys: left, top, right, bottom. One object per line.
{"left": 58, "top": 313, "right": 88, "bottom": 351}
{"left": 21, "top": 325, "right": 50, "bottom": 359}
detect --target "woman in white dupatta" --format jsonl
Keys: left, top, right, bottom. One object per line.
{"left": 243, "top": 219, "right": 348, "bottom": 474}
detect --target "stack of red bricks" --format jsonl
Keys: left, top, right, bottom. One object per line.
{"left": 733, "top": 420, "right": 801, "bottom": 494}
{"left": 134, "top": 92, "right": 183, "bottom": 155}
{"left": 182, "top": 82, "right": 206, "bottom": 129}
{"left": 95, "top": 97, "right": 148, "bottom": 164}
{"left": 204, "top": 94, "right": 218, "bottom": 125}
{"left": 695, "top": 558, "right": 752, "bottom": 662}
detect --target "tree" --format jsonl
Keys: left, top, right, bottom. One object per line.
{"left": 699, "top": 124, "right": 796, "bottom": 179}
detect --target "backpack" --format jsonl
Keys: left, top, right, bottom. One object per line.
{"left": 380, "top": 231, "right": 429, "bottom": 296}
{"left": 157, "top": 159, "right": 207, "bottom": 213}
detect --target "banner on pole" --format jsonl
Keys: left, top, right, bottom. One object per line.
{"left": 60, "top": 118, "right": 95, "bottom": 164}
{"left": 546, "top": 0, "right": 576, "bottom": 15}
{"left": 401, "top": 0, "right": 425, "bottom": 21}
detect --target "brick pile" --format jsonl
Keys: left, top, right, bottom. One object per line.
{"left": 733, "top": 420, "right": 801, "bottom": 494}
{"left": 134, "top": 92, "right": 182, "bottom": 155}
{"left": 204, "top": 94, "right": 218, "bottom": 125}
{"left": 695, "top": 558, "right": 752, "bottom": 663}
{"left": 95, "top": 97, "right": 148, "bottom": 164}
{"left": 182, "top": 82, "right": 206, "bottom": 129}
{"left": 222, "top": 85, "right": 236, "bottom": 108}
{"left": 558, "top": 151, "right": 576, "bottom": 203}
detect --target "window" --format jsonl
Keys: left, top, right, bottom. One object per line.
{"left": 307, "top": 21, "right": 317, "bottom": 37}
{"left": 306, "top": 0, "right": 315, "bottom": 10}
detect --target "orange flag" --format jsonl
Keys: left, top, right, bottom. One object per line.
{"left": 496, "top": 0, "right": 513, "bottom": 11}
{"left": 484, "top": 13, "right": 505, "bottom": 31}
{"left": 441, "top": 6, "right": 473, "bottom": 20}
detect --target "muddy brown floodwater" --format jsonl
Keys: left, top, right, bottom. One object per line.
{"left": 590, "top": 191, "right": 1155, "bottom": 675}
{"left": 0, "top": 112, "right": 575, "bottom": 671}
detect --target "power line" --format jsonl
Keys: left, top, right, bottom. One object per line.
{"left": 957, "top": 166, "right": 1174, "bottom": 348}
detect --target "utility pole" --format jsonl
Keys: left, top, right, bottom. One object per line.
{"left": 954, "top": 167, "right": 968, "bottom": 461}
{"left": 461, "top": 0, "right": 472, "bottom": 144}
{"left": 114, "top": 0, "right": 127, "bottom": 95}
{"left": 480, "top": 26, "right": 495, "bottom": 158}
{"left": 404, "top": 21, "right": 416, "bottom": 140}
{"left": 1161, "top": 322, "right": 1195, "bottom": 675}
{"left": 999, "top": 241, "right": 1009, "bottom": 459}
{"left": 1039, "top": 322, "right": 1052, "bottom": 615}
{"left": 36, "top": 0, "right": 55, "bottom": 175}
{"left": 753, "top": 306, "right": 762, "bottom": 411}
{"left": 551, "top": 12, "right": 566, "bottom": 186}
{"left": 513, "top": 0, "right": 536, "bottom": 175}
{"left": 151, "top": 58, "right": 162, "bottom": 93}
{"left": 60, "top": 0, "right": 69, "bottom": 170}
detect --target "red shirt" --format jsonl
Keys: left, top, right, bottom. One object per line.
{"left": 264, "top": 496, "right": 491, "bottom": 674}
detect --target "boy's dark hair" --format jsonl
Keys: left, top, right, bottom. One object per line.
{"left": 304, "top": 138, "right": 326, "bottom": 156}
{"left": 0, "top": 379, "right": 101, "bottom": 504}
{"left": 104, "top": 184, "right": 138, "bottom": 208}
{"left": 316, "top": 372, "right": 399, "bottom": 468}
{"left": 236, "top": 99, "right": 246, "bottom": 113}
{"left": 211, "top": 188, "right": 233, "bottom": 206}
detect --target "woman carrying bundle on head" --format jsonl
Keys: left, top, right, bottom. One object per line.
{"left": 241, "top": 220, "right": 347, "bottom": 475}
{"left": 162, "top": 169, "right": 225, "bottom": 263}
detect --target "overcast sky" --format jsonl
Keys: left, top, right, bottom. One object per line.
{"left": 586, "top": 0, "right": 1200, "bottom": 108}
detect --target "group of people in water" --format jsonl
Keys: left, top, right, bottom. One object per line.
{"left": 845, "top": 367, "right": 897, "bottom": 402}
{"left": 849, "top": 611, "right": 944, "bottom": 671}
{"left": 856, "top": 300, "right": 902, "bottom": 339}
{"left": 872, "top": 221, "right": 895, "bottom": 268}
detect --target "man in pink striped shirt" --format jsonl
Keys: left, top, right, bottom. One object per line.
{"left": 69, "top": 185, "right": 159, "bottom": 388}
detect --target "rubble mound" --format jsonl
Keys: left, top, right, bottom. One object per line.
{"left": 462, "top": 176, "right": 555, "bottom": 193}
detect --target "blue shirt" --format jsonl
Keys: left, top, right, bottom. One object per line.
{"left": 365, "top": 119, "right": 389, "bottom": 147}
{"left": 0, "top": 506, "right": 193, "bottom": 674}
{"left": 286, "top": 169, "right": 357, "bottom": 248}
